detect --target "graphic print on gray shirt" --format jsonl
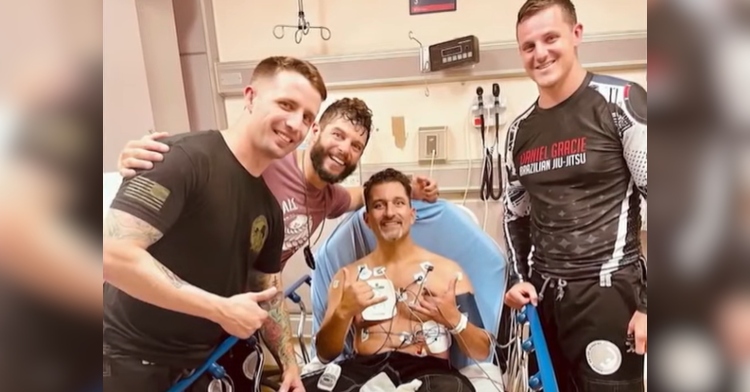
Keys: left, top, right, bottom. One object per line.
{"left": 262, "top": 153, "right": 351, "bottom": 267}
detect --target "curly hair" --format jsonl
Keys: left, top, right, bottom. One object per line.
{"left": 250, "top": 56, "right": 327, "bottom": 100}
{"left": 318, "top": 98, "right": 374, "bottom": 145}
{"left": 517, "top": 0, "right": 577, "bottom": 26}
{"left": 363, "top": 168, "right": 412, "bottom": 211}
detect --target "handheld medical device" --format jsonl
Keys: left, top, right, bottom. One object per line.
{"left": 317, "top": 363, "right": 341, "bottom": 391}
{"left": 428, "top": 35, "right": 480, "bottom": 72}
{"left": 361, "top": 279, "right": 397, "bottom": 321}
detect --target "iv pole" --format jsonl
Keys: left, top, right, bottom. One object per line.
{"left": 273, "top": 0, "right": 332, "bottom": 44}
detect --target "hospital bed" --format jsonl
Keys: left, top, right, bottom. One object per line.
{"left": 305, "top": 199, "right": 558, "bottom": 392}
{"left": 102, "top": 173, "right": 557, "bottom": 391}
{"left": 306, "top": 199, "right": 507, "bottom": 390}
{"left": 167, "top": 199, "right": 508, "bottom": 391}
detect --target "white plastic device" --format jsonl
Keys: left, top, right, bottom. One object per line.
{"left": 207, "top": 378, "right": 233, "bottom": 392}
{"left": 317, "top": 363, "right": 342, "bottom": 392}
{"left": 361, "top": 279, "right": 397, "bottom": 321}
{"left": 470, "top": 91, "right": 507, "bottom": 130}
{"left": 422, "top": 321, "right": 451, "bottom": 354}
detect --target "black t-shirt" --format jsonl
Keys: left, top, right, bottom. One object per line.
{"left": 103, "top": 130, "right": 283, "bottom": 367}
{"left": 503, "top": 72, "right": 647, "bottom": 286}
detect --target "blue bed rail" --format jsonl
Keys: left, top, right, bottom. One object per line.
{"left": 166, "top": 275, "right": 313, "bottom": 392}
{"left": 518, "top": 305, "right": 559, "bottom": 392}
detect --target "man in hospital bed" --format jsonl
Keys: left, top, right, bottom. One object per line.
{"left": 302, "top": 168, "right": 492, "bottom": 392}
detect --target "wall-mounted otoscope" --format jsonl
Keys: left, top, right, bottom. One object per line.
{"left": 478, "top": 83, "right": 503, "bottom": 201}
{"left": 475, "top": 86, "right": 486, "bottom": 133}
{"left": 492, "top": 83, "right": 501, "bottom": 115}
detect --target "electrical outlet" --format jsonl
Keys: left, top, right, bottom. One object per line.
{"left": 426, "top": 135, "right": 438, "bottom": 155}
{"left": 418, "top": 126, "right": 448, "bottom": 164}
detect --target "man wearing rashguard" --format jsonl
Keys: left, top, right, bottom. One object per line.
{"left": 502, "top": 1, "right": 647, "bottom": 391}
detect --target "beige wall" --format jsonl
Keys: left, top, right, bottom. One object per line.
{"left": 213, "top": 0, "right": 647, "bottom": 60}
{"left": 103, "top": 0, "right": 154, "bottom": 172}
{"left": 209, "top": 0, "right": 648, "bottom": 312}
{"left": 215, "top": 0, "right": 647, "bottom": 166}
{"left": 103, "top": 0, "right": 191, "bottom": 171}
{"left": 224, "top": 71, "right": 647, "bottom": 166}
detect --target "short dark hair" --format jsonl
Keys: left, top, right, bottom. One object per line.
{"left": 517, "top": 0, "right": 578, "bottom": 26}
{"left": 319, "top": 98, "right": 374, "bottom": 145}
{"left": 250, "top": 56, "right": 328, "bottom": 100}
{"left": 363, "top": 168, "right": 412, "bottom": 211}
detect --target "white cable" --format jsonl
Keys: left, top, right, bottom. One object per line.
{"left": 429, "top": 149, "right": 436, "bottom": 180}
{"left": 462, "top": 106, "right": 473, "bottom": 206}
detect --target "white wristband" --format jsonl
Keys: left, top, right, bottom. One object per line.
{"left": 449, "top": 313, "right": 468, "bottom": 335}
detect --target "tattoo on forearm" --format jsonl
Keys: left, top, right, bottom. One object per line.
{"left": 250, "top": 272, "right": 296, "bottom": 370}
{"left": 153, "top": 259, "right": 185, "bottom": 288}
{"left": 105, "top": 209, "right": 185, "bottom": 288}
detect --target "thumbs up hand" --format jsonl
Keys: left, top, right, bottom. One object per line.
{"left": 214, "top": 287, "right": 279, "bottom": 339}
{"left": 337, "top": 268, "right": 387, "bottom": 319}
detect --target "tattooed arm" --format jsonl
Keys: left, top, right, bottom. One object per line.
{"left": 103, "top": 209, "right": 224, "bottom": 321}
{"left": 248, "top": 270, "right": 298, "bottom": 374}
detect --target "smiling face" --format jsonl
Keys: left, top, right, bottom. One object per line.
{"left": 308, "top": 97, "right": 373, "bottom": 184}
{"left": 516, "top": 4, "right": 582, "bottom": 90}
{"left": 365, "top": 181, "right": 416, "bottom": 242}
{"left": 309, "top": 116, "right": 368, "bottom": 184}
{"left": 243, "top": 70, "right": 322, "bottom": 160}
{"left": 363, "top": 168, "right": 416, "bottom": 243}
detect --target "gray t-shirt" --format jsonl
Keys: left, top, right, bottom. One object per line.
{"left": 263, "top": 153, "right": 351, "bottom": 268}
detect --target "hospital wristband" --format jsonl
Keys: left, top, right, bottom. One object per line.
{"left": 449, "top": 313, "right": 468, "bottom": 335}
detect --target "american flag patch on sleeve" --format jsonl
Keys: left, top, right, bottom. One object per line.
{"left": 122, "top": 177, "right": 171, "bottom": 211}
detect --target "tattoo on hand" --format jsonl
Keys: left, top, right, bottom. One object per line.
{"left": 250, "top": 271, "right": 296, "bottom": 369}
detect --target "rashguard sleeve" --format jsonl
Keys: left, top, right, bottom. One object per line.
{"left": 109, "top": 145, "right": 197, "bottom": 234}
{"left": 617, "top": 82, "right": 648, "bottom": 199}
{"left": 502, "top": 124, "right": 533, "bottom": 286}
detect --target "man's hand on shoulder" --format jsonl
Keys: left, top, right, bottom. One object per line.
{"left": 117, "top": 132, "right": 170, "bottom": 178}
{"left": 411, "top": 175, "right": 439, "bottom": 202}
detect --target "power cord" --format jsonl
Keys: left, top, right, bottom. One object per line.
{"left": 461, "top": 106, "right": 473, "bottom": 206}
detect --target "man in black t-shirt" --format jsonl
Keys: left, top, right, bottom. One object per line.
{"left": 502, "top": 2, "right": 647, "bottom": 392}
{"left": 102, "top": 56, "right": 327, "bottom": 392}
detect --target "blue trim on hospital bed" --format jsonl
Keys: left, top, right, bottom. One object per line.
{"left": 311, "top": 199, "right": 508, "bottom": 369}
{"left": 166, "top": 278, "right": 312, "bottom": 392}
{"left": 519, "top": 305, "right": 559, "bottom": 392}
{"left": 167, "top": 335, "right": 250, "bottom": 392}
